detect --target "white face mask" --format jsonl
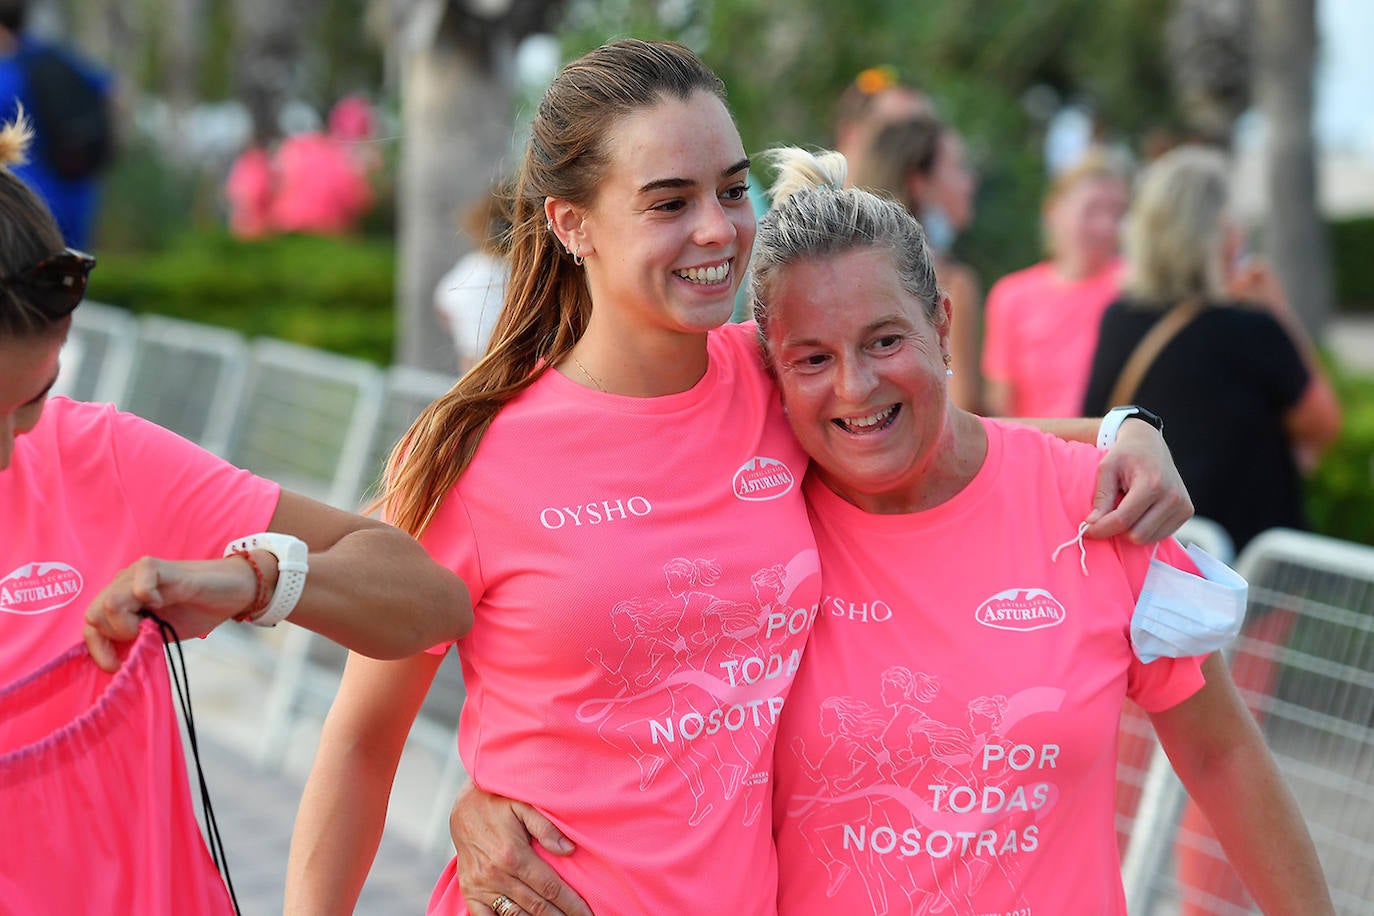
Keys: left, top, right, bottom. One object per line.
{"left": 918, "top": 203, "right": 956, "bottom": 255}
{"left": 1131, "top": 544, "right": 1248, "bottom": 664}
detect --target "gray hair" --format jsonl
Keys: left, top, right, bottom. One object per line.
{"left": 1122, "top": 145, "right": 1231, "bottom": 303}
{"left": 750, "top": 146, "right": 941, "bottom": 351}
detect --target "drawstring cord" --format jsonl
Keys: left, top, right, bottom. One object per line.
{"left": 140, "top": 611, "right": 242, "bottom": 916}
{"left": 1051, "top": 521, "right": 1091, "bottom": 576}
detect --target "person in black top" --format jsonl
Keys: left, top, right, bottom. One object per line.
{"left": 1083, "top": 143, "right": 1342, "bottom": 916}
{"left": 1083, "top": 144, "right": 1340, "bottom": 554}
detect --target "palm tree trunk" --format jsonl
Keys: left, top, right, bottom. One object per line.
{"left": 395, "top": 11, "right": 515, "bottom": 370}
{"left": 1255, "top": 0, "right": 1332, "bottom": 333}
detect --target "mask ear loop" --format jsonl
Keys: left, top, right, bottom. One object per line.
{"left": 1051, "top": 521, "right": 1091, "bottom": 576}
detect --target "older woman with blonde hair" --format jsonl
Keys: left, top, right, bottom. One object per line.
{"left": 1084, "top": 143, "right": 1341, "bottom": 914}
{"left": 1084, "top": 144, "right": 1340, "bottom": 553}
{"left": 751, "top": 145, "right": 1331, "bottom": 914}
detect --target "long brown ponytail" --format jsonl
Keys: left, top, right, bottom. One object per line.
{"left": 382, "top": 39, "right": 727, "bottom": 537}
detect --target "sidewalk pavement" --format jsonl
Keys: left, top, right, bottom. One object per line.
{"left": 180, "top": 638, "right": 454, "bottom": 914}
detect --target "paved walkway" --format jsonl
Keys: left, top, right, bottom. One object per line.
{"left": 180, "top": 638, "right": 454, "bottom": 914}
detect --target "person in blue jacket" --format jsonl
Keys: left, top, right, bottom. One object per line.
{"left": 0, "top": 0, "right": 114, "bottom": 249}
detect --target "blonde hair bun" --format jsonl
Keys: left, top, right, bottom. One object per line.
{"left": 764, "top": 147, "right": 848, "bottom": 206}
{"left": 0, "top": 111, "right": 34, "bottom": 170}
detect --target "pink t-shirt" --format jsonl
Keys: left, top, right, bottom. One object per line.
{"left": 773, "top": 419, "right": 1205, "bottom": 915}
{"left": 981, "top": 260, "right": 1123, "bottom": 417}
{"left": 0, "top": 397, "right": 280, "bottom": 681}
{"left": 423, "top": 323, "right": 821, "bottom": 915}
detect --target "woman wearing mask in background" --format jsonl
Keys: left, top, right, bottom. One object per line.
{"left": 286, "top": 40, "right": 1191, "bottom": 916}
{"left": 853, "top": 114, "right": 982, "bottom": 413}
{"left": 982, "top": 148, "right": 1130, "bottom": 418}
{"left": 0, "top": 114, "right": 472, "bottom": 914}
{"left": 1083, "top": 144, "right": 1341, "bottom": 914}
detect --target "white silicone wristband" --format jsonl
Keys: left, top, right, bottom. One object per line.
{"left": 223, "top": 533, "right": 309, "bottom": 627}
{"left": 1096, "top": 405, "right": 1163, "bottom": 450}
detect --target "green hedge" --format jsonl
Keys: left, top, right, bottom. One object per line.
{"left": 1305, "top": 363, "right": 1374, "bottom": 546}
{"left": 86, "top": 230, "right": 396, "bottom": 365}
{"left": 1332, "top": 216, "right": 1374, "bottom": 313}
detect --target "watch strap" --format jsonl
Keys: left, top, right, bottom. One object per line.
{"left": 1097, "top": 405, "right": 1164, "bottom": 450}
{"left": 222, "top": 533, "right": 309, "bottom": 627}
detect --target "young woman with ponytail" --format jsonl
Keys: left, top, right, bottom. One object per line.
{"left": 286, "top": 40, "right": 1192, "bottom": 916}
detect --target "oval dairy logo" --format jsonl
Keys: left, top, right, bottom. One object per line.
{"left": 733, "top": 457, "right": 796, "bottom": 501}
{"left": 975, "top": 588, "right": 1066, "bottom": 632}
{"left": 0, "top": 562, "right": 85, "bottom": 615}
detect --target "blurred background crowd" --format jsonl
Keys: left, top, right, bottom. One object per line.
{"left": 4, "top": 0, "right": 1373, "bottom": 550}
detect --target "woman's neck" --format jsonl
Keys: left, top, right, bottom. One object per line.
{"left": 561, "top": 319, "right": 711, "bottom": 397}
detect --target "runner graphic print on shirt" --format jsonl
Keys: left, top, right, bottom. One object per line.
{"left": 784, "top": 665, "right": 1066, "bottom": 915}
{"left": 578, "top": 551, "right": 817, "bottom": 829}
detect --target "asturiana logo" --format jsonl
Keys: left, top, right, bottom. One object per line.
{"left": 975, "top": 588, "right": 1066, "bottom": 632}
{"left": 733, "top": 457, "right": 796, "bottom": 501}
{"left": 0, "top": 562, "right": 84, "bottom": 615}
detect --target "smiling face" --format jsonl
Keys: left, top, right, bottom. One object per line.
{"left": 0, "top": 328, "right": 64, "bottom": 471}
{"left": 765, "top": 246, "right": 957, "bottom": 514}
{"left": 567, "top": 91, "right": 754, "bottom": 342}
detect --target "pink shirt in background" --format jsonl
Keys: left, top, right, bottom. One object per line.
{"left": 774, "top": 419, "right": 1205, "bottom": 915}
{"left": 981, "top": 259, "right": 1124, "bottom": 417}
{"left": 0, "top": 397, "right": 280, "bottom": 682}
{"left": 269, "top": 132, "right": 374, "bottom": 235}
{"left": 422, "top": 323, "right": 821, "bottom": 915}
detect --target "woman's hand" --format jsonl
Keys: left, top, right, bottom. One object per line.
{"left": 1086, "top": 418, "right": 1194, "bottom": 543}
{"left": 449, "top": 783, "right": 592, "bottom": 916}
{"left": 83, "top": 554, "right": 270, "bottom": 671}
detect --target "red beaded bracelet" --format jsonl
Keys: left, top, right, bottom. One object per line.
{"left": 229, "top": 549, "right": 272, "bottom": 622}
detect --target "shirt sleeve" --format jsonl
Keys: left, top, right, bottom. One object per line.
{"left": 1120, "top": 537, "right": 1208, "bottom": 712}
{"left": 1234, "top": 309, "right": 1311, "bottom": 414}
{"left": 108, "top": 409, "right": 280, "bottom": 560}
{"left": 416, "top": 488, "right": 485, "bottom": 653}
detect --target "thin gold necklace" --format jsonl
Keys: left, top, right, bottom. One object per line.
{"left": 571, "top": 354, "right": 608, "bottom": 393}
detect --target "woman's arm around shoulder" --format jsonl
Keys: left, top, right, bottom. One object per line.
{"left": 1002, "top": 415, "right": 1193, "bottom": 543}
{"left": 1149, "top": 654, "right": 1334, "bottom": 914}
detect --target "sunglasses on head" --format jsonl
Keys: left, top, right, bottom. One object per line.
{"left": 2, "top": 247, "right": 97, "bottom": 319}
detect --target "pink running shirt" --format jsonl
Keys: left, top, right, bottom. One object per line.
{"left": 773, "top": 419, "right": 1205, "bottom": 915}
{"left": 423, "top": 323, "right": 821, "bottom": 915}
{"left": 981, "top": 259, "right": 1123, "bottom": 417}
{"left": 0, "top": 397, "right": 279, "bottom": 681}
